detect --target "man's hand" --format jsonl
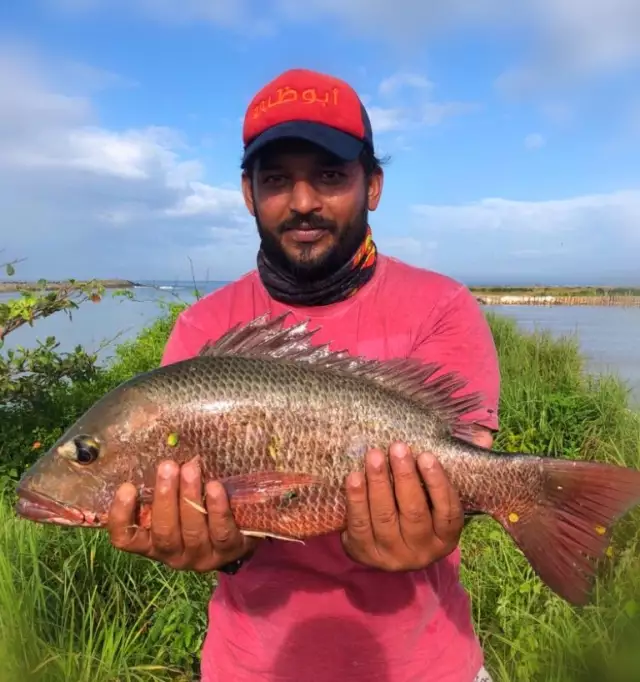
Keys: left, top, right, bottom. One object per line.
{"left": 340, "top": 442, "right": 463, "bottom": 571}
{"left": 107, "top": 457, "right": 257, "bottom": 572}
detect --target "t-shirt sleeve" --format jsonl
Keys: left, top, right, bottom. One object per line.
{"left": 161, "top": 308, "right": 220, "bottom": 367}
{"left": 411, "top": 285, "right": 500, "bottom": 431}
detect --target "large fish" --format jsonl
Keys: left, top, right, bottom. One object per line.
{"left": 15, "top": 314, "right": 640, "bottom": 605}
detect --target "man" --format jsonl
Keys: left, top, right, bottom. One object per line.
{"left": 107, "top": 68, "right": 500, "bottom": 682}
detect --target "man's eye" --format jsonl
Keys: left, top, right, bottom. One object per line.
{"left": 263, "top": 174, "right": 286, "bottom": 185}
{"left": 321, "top": 170, "right": 345, "bottom": 181}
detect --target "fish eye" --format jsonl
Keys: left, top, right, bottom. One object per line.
{"left": 73, "top": 435, "right": 100, "bottom": 465}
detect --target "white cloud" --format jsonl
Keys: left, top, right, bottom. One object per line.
{"left": 278, "top": 0, "right": 640, "bottom": 86}
{"left": 524, "top": 132, "right": 546, "bottom": 149}
{"left": 365, "top": 72, "right": 479, "bottom": 136}
{"left": 46, "top": 0, "right": 275, "bottom": 35}
{"left": 378, "top": 72, "right": 432, "bottom": 97}
{"left": 493, "top": 0, "right": 640, "bottom": 97}
{"left": 0, "top": 44, "right": 255, "bottom": 281}
{"left": 47, "top": 0, "right": 640, "bottom": 83}
{"left": 422, "top": 101, "right": 481, "bottom": 125}
{"left": 47, "top": 0, "right": 640, "bottom": 117}
{"left": 367, "top": 106, "right": 407, "bottom": 134}
{"left": 410, "top": 189, "right": 640, "bottom": 283}
{"left": 412, "top": 190, "right": 640, "bottom": 232}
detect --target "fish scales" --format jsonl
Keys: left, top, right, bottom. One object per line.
{"left": 134, "top": 354, "right": 462, "bottom": 537}
{"left": 14, "top": 313, "right": 640, "bottom": 606}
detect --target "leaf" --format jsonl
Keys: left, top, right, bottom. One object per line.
{"left": 5, "top": 263, "right": 15, "bottom": 277}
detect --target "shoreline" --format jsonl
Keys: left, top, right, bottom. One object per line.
{"left": 0, "top": 279, "right": 137, "bottom": 293}
{"left": 474, "top": 294, "right": 640, "bottom": 307}
{"left": 2, "top": 280, "right": 640, "bottom": 307}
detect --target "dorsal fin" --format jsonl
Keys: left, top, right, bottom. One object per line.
{"left": 198, "top": 313, "right": 486, "bottom": 438}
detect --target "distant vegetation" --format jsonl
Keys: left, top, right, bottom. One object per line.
{"left": 0, "top": 278, "right": 136, "bottom": 293}
{"left": 470, "top": 285, "right": 640, "bottom": 297}
{"left": 1, "top": 262, "right": 639, "bottom": 681}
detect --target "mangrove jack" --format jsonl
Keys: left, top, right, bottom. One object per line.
{"left": 15, "top": 314, "right": 640, "bottom": 605}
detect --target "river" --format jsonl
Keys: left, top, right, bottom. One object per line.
{"left": 2, "top": 283, "right": 639, "bottom": 406}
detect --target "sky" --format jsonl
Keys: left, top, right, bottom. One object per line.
{"left": 0, "top": 1, "right": 639, "bottom": 286}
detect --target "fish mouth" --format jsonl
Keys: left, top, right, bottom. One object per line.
{"left": 14, "top": 487, "right": 103, "bottom": 527}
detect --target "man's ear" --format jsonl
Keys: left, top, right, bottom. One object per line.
{"left": 241, "top": 171, "right": 256, "bottom": 217}
{"left": 367, "top": 168, "right": 384, "bottom": 212}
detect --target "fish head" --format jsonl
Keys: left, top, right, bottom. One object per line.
{"left": 15, "top": 379, "right": 165, "bottom": 528}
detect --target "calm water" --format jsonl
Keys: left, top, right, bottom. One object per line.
{"left": 3, "top": 284, "right": 639, "bottom": 405}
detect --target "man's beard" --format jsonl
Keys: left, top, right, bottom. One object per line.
{"left": 256, "top": 207, "right": 369, "bottom": 284}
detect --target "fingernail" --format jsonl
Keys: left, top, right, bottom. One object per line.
{"left": 116, "top": 484, "right": 136, "bottom": 503}
{"left": 182, "top": 461, "right": 200, "bottom": 483}
{"left": 418, "top": 452, "right": 435, "bottom": 470}
{"left": 159, "top": 461, "right": 176, "bottom": 479}
{"left": 347, "top": 472, "right": 364, "bottom": 490}
{"left": 390, "top": 442, "right": 408, "bottom": 460}
{"left": 206, "top": 481, "right": 223, "bottom": 499}
{"left": 368, "top": 449, "right": 385, "bottom": 471}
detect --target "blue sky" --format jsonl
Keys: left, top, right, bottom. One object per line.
{"left": 0, "top": 1, "right": 639, "bottom": 286}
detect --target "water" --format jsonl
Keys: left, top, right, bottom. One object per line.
{"left": 484, "top": 304, "right": 640, "bottom": 406}
{"left": 2, "top": 284, "right": 639, "bottom": 405}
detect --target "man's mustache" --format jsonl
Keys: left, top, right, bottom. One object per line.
{"left": 278, "top": 213, "right": 338, "bottom": 233}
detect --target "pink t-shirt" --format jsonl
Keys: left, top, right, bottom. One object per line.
{"left": 161, "top": 254, "right": 500, "bottom": 682}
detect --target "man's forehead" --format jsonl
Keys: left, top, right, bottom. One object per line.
{"left": 254, "top": 140, "right": 350, "bottom": 169}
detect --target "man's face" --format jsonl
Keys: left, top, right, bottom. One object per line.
{"left": 241, "top": 139, "right": 383, "bottom": 281}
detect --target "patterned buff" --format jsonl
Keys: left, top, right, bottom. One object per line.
{"left": 257, "top": 226, "right": 378, "bottom": 307}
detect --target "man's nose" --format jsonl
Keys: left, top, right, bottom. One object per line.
{"left": 289, "top": 179, "right": 322, "bottom": 215}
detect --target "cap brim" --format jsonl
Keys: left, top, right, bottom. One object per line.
{"left": 242, "top": 121, "right": 365, "bottom": 165}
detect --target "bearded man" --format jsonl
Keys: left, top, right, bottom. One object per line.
{"left": 108, "top": 68, "right": 500, "bottom": 682}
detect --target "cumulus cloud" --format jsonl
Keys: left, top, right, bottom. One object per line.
{"left": 0, "top": 45, "right": 256, "bottom": 282}
{"left": 410, "top": 190, "right": 640, "bottom": 283}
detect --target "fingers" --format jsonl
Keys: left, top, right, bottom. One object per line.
{"left": 149, "top": 460, "right": 184, "bottom": 557}
{"left": 205, "top": 480, "right": 245, "bottom": 551}
{"left": 341, "top": 470, "right": 377, "bottom": 562}
{"left": 364, "top": 448, "right": 400, "bottom": 548}
{"left": 179, "top": 457, "right": 213, "bottom": 555}
{"left": 417, "top": 452, "right": 463, "bottom": 541}
{"left": 107, "top": 482, "right": 152, "bottom": 555}
{"left": 388, "top": 442, "right": 432, "bottom": 547}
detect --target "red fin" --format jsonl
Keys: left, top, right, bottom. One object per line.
{"left": 197, "top": 313, "right": 484, "bottom": 433}
{"left": 493, "top": 457, "right": 640, "bottom": 605}
{"left": 221, "top": 471, "right": 322, "bottom": 507}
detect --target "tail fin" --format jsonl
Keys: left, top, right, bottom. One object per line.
{"left": 491, "top": 457, "right": 640, "bottom": 606}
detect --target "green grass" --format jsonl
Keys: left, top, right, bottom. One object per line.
{"left": 2, "top": 308, "right": 640, "bottom": 681}
{"left": 0, "top": 491, "right": 212, "bottom": 682}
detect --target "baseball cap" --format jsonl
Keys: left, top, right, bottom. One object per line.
{"left": 242, "top": 68, "right": 374, "bottom": 166}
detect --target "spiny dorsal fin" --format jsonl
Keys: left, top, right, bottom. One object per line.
{"left": 198, "top": 313, "right": 485, "bottom": 436}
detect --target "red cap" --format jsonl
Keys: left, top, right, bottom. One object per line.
{"left": 242, "top": 68, "right": 374, "bottom": 165}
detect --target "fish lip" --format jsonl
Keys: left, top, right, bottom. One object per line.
{"left": 14, "top": 487, "right": 97, "bottom": 527}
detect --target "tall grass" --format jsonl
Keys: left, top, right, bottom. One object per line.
{"left": 1, "top": 309, "right": 639, "bottom": 681}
